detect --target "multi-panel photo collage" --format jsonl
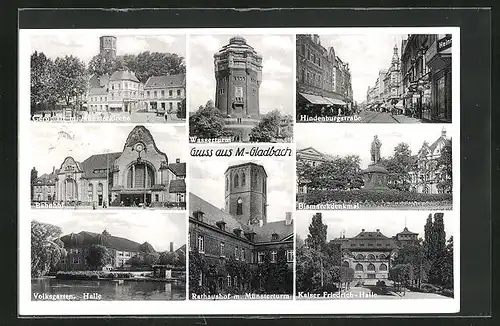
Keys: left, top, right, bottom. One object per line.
{"left": 19, "top": 27, "right": 459, "bottom": 315}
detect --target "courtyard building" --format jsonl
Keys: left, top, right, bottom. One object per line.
{"left": 189, "top": 162, "right": 294, "bottom": 294}
{"left": 38, "top": 125, "right": 186, "bottom": 208}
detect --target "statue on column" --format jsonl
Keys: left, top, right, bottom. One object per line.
{"left": 370, "top": 135, "right": 382, "bottom": 164}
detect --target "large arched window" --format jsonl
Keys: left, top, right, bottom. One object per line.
{"left": 65, "top": 179, "right": 77, "bottom": 200}
{"left": 126, "top": 163, "right": 155, "bottom": 188}
{"left": 379, "top": 263, "right": 388, "bottom": 271}
{"left": 342, "top": 261, "right": 349, "bottom": 268}
{"left": 234, "top": 174, "right": 239, "bottom": 187}
{"left": 355, "top": 263, "right": 363, "bottom": 271}
{"left": 355, "top": 254, "right": 365, "bottom": 260}
{"left": 367, "top": 263, "right": 376, "bottom": 271}
{"left": 241, "top": 173, "right": 246, "bottom": 186}
{"left": 367, "top": 254, "right": 375, "bottom": 260}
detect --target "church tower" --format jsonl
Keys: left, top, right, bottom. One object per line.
{"left": 99, "top": 36, "right": 117, "bottom": 60}
{"left": 214, "top": 36, "right": 263, "bottom": 142}
{"left": 224, "top": 162, "right": 267, "bottom": 226}
{"left": 391, "top": 44, "right": 400, "bottom": 70}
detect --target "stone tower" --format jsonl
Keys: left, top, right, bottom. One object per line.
{"left": 100, "top": 36, "right": 117, "bottom": 60}
{"left": 391, "top": 44, "right": 400, "bottom": 69}
{"left": 214, "top": 36, "right": 263, "bottom": 142}
{"left": 224, "top": 162, "right": 267, "bottom": 226}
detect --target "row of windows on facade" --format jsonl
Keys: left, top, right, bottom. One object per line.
{"left": 190, "top": 234, "right": 294, "bottom": 263}
{"left": 353, "top": 263, "right": 388, "bottom": 272}
{"left": 218, "top": 76, "right": 259, "bottom": 84}
{"left": 352, "top": 253, "right": 390, "bottom": 260}
{"left": 90, "top": 89, "right": 183, "bottom": 102}
{"left": 226, "top": 173, "right": 266, "bottom": 191}
{"left": 197, "top": 271, "right": 245, "bottom": 288}
{"left": 218, "top": 88, "right": 257, "bottom": 96}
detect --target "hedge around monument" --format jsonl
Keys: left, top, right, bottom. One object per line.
{"left": 300, "top": 189, "right": 452, "bottom": 205}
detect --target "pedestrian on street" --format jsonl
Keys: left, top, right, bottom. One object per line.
{"left": 164, "top": 113, "right": 168, "bottom": 121}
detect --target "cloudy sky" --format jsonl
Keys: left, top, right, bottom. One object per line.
{"left": 188, "top": 34, "right": 294, "bottom": 114}
{"left": 189, "top": 157, "right": 294, "bottom": 222}
{"left": 296, "top": 210, "right": 455, "bottom": 242}
{"left": 296, "top": 124, "right": 453, "bottom": 169}
{"left": 32, "top": 211, "right": 185, "bottom": 252}
{"left": 317, "top": 34, "right": 406, "bottom": 103}
{"left": 29, "top": 30, "right": 186, "bottom": 64}
{"left": 29, "top": 124, "right": 186, "bottom": 174}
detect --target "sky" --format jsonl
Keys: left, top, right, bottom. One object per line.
{"left": 29, "top": 124, "right": 186, "bottom": 174}
{"left": 188, "top": 34, "right": 294, "bottom": 115}
{"left": 189, "top": 158, "right": 294, "bottom": 223}
{"left": 317, "top": 34, "right": 406, "bottom": 103}
{"left": 296, "top": 124, "right": 452, "bottom": 169}
{"left": 32, "top": 210, "right": 186, "bottom": 252}
{"left": 29, "top": 30, "right": 186, "bottom": 65}
{"left": 296, "top": 210, "right": 455, "bottom": 242}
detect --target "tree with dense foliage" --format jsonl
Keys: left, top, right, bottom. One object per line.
{"left": 31, "top": 167, "right": 38, "bottom": 200}
{"left": 85, "top": 244, "right": 113, "bottom": 270}
{"left": 31, "top": 220, "right": 66, "bottom": 277}
{"left": 133, "top": 51, "right": 185, "bottom": 83}
{"left": 428, "top": 236, "right": 453, "bottom": 289}
{"left": 253, "top": 249, "right": 293, "bottom": 294}
{"left": 87, "top": 53, "right": 116, "bottom": 77}
{"left": 379, "top": 142, "right": 413, "bottom": 191}
{"left": 189, "top": 250, "right": 210, "bottom": 295}
{"left": 301, "top": 156, "right": 363, "bottom": 191}
{"left": 53, "top": 55, "right": 87, "bottom": 106}
{"left": 389, "top": 263, "right": 412, "bottom": 293}
{"left": 306, "top": 214, "right": 328, "bottom": 251}
{"left": 31, "top": 51, "right": 56, "bottom": 113}
{"left": 392, "top": 242, "right": 429, "bottom": 289}
{"left": 249, "top": 110, "right": 292, "bottom": 142}
{"left": 436, "top": 139, "right": 453, "bottom": 193}
{"left": 189, "top": 100, "right": 233, "bottom": 139}
{"left": 158, "top": 251, "right": 178, "bottom": 266}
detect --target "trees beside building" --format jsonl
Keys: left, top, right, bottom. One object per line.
{"left": 31, "top": 220, "right": 66, "bottom": 277}
{"left": 249, "top": 110, "right": 292, "bottom": 143}
{"left": 189, "top": 100, "right": 234, "bottom": 139}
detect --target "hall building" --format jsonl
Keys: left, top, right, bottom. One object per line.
{"left": 329, "top": 218, "right": 418, "bottom": 282}
{"left": 296, "top": 147, "right": 334, "bottom": 195}
{"left": 189, "top": 162, "right": 294, "bottom": 295}
{"left": 214, "top": 36, "right": 263, "bottom": 142}
{"left": 41, "top": 125, "right": 186, "bottom": 208}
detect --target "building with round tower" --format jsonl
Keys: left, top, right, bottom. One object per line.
{"left": 214, "top": 36, "right": 263, "bottom": 142}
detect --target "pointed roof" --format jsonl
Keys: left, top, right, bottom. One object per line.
{"left": 110, "top": 70, "right": 140, "bottom": 83}
{"left": 397, "top": 227, "right": 418, "bottom": 235}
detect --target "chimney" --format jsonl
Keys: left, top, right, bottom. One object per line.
{"left": 52, "top": 166, "right": 55, "bottom": 174}
{"left": 361, "top": 228, "right": 365, "bottom": 232}
{"left": 176, "top": 158, "right": 180, "bottom": 163}
{"left": 376, "top": 229, "right": 380, "bottom": 232}
{"left": 285, "top": 212, "right": 292, "bottom": 225}
{"left": 169, "top": 242, "right": 174, "bottom": 253}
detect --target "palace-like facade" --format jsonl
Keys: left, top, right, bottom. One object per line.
{"left": 34, "top": 125, "right": 186, "bottom": 208}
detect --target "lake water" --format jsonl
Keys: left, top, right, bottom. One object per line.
{"left": 32, "top": 278, "right": 186, "bottom": 301}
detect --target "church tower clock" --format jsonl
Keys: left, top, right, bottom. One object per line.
{"left": 224, "top": 162, "right": 267, "bottom": 226}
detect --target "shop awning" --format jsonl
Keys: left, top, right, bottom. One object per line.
{"left": 324, "top": 97, "right": 346, "bottom": 106}
{"left": 299, "top": 92, "right": 331, "bottom": 105}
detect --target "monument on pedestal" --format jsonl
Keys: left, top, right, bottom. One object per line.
{"left": 362, "top": 135, "right": 389, "bottom": 190}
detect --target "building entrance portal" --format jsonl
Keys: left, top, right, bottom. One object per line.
{"left": 120, "top": 193, "right": 152, "bottom": 207}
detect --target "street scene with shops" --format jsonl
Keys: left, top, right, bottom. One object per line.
{"left": 296, "top": 34, "right": 452, "bottom": 123}
{"left": 30, "top": 32, "right": 187, "bottom": 123}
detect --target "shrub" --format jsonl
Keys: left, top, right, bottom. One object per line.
{"left": 300, "top": 189, "right": 452, "bottom": 205}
